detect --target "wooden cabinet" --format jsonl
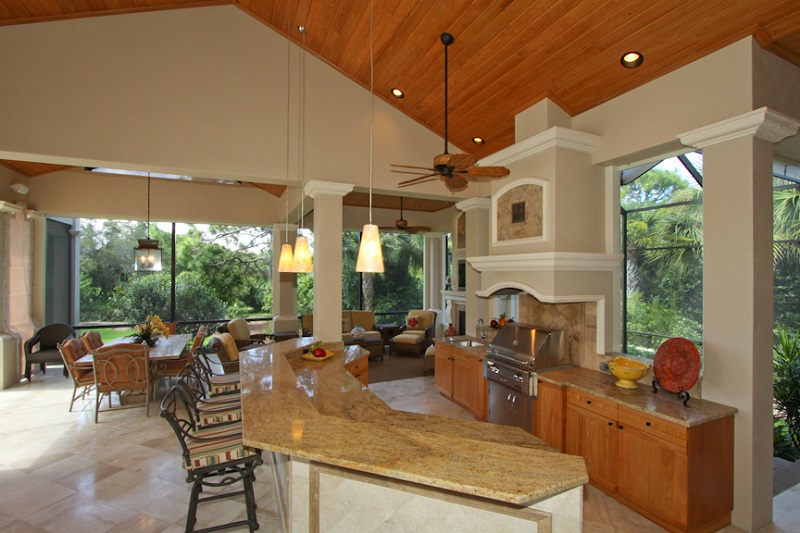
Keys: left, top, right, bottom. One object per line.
{"left": 533, "top": 380, "right": 565, "bottom": 450}
{"left": 434, "top": 342, "right": 487, "bottom": 421}
{"left": 562, "top": 389, "right": 733, "bottom": 533}
{"left": 345, "top": 357, "right": 369, "bottom": 386}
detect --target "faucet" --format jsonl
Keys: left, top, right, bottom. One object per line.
{"left": 476, "top": 318, "right": 487, "bottom": 342}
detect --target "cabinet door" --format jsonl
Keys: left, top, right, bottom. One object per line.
{"left": 617, "top": 424, "right": 688, "bottom": 529}
{"left": 434, "top": 350, "right": 453, "bottom": 396}
{"left": 451, "top": 353, "right": 474, "bottom": 409}
{"left": 565, "top": 404, "right": 618, "bottom": 493}
{"left": 534, "top": 381, "right": 564, "bottom": 450}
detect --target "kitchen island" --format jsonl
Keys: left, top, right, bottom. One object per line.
{"left": 240, "top": 337, "right": 588, "bottom": 532}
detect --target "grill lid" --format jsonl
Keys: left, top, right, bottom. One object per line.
{"left": 488, "top": 323, "right": 569, "bottom": 370}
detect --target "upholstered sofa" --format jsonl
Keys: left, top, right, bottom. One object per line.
{"left": 390, "top": 310, "right": 437, "bottom": 356}
{"left": 301, "top": 310, "right": 380, "bottom": 340}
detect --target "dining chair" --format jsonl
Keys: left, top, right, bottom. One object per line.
{"left": 80, "top": 330, "right": 104, "bottom": 352}
{"left": 24, "top": 323, "right": 75, "bottom": 381}
{"left": 151, "top": 325, "right": 206, "bottom": 396}
{"left": 57, "top": 338, "right": 96, "bottom": 412}
{"left": 92, "top": 343, "right": 150, "bottom": 423}
{"left": 160, "top": 386, "right": 262, "bottom": 532}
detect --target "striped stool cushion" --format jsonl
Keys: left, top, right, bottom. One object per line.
{"left": 196, "top": 397, "right": 242, "bottom": 428}
{"left": 209, "top": 373, "right": 240, "bottom": 396}
{"left": 185, "top": 422, "right": 255, "bottom": 469}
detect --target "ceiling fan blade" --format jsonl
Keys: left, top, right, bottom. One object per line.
{"left": 398, "top": 173, "right": 437, "bottom": 186}
{"left": 391, "top": 164, "right": 437, "bottom": 171}
{"left": 443, "top": 174, "right": 469, "bottom": 192}
{"left": 399, "top": 176, "right": 438, "bottom": 188}
{"left": 392, "top": 169, "right": 437, "bottom": 176}
{"left": 447, "top": 153, "right": 478, "bottom": 170}
{"left": 464, "top": 165, "right": 510, "bottom": 178}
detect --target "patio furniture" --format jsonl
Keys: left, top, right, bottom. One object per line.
{"left": 187, "top": 350, "right": 241, "bottom": 398}
{"left": 80, "top": 330, "right": 104, "bottom": 352}
{"left": 217, "top": 318, "right": 269, "bottom": 349}
{"left": 160, "top": 386, "right": 262, "bottom": 533}
{"left": 57, "top": 338, "right": 96, "bottom": 412}
{"left": 424, "top": 344, "right": 436, "bottom": 375}
{"left": 151, "top": 325, "right": 206, "bottom": 385}
{"left": 376, "top": 323, "right": 401, "bottom": 348}
{"left": 390, "top": 310, "right": 437, "bottom": 357}
{"left": 92, "top": 343, "right": 150, "bottom": 423}
{"left": 23, "top": 323, "right": 75, "bottom": 381}
{"left": 301, "top": 310, "right": 380, "bottom": 339}
{"left": 207, "top": 333, "right": 241, "bottom": 374}
{"left": 344, "top": 335, "right": 384, "bottom": 361}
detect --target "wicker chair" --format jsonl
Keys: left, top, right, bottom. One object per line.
{"left": 390, "top": 310, "right": 437, "bottom": 356}
{"left": 207, "top": 333, "right": 242, "bottom": 374}
{"left": 217, "top": 318, "right": 269, "bottom": 349}
{"left": 151, "top": 325, "right": 206, "bottom": 391}
{"left": 92, "top": 343, "right": 150, "bottom": 423}
{"left": 57, "top": 338, "right": 96, "bottom": 412}
{"left": 80, "top": 330, "right": 104, "bottom": 353}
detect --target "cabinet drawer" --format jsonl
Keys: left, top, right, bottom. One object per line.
{"left": 618, "top": 405, "right": 687, "bottom": 450}
{"left": 566, "top": 389, "right": 617, "bottom": 419}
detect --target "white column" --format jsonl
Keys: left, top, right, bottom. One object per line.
{"left": 305, "top": 180, "right": 354, "bottom": 342}
{"left": 680, "top": 107, "right": 800, "bottom": 531}
{"left": 424, "top": 233, "right": 444, "bottom": 335}
{"left": 455, "top": 198, "right": 491, "bottom": 335}
{"left": 272, "top": 223, "right": 298, "bottom": 333}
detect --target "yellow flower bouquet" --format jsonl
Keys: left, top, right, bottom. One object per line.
{"left": 132, "top": 314, "right": 170, "bottom": 347}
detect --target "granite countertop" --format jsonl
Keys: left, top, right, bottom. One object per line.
{"left": 538, "top": 366, "right": 738, "bottom": 427}
{"left": 240, "top": 337, "right": 588, "bottom": 506}
{"left": 434, "top": 335, "right": 488, "bottom": 360}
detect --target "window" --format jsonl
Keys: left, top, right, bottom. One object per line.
{"left": 620, "top": 153, "right": 703, "bottom": 358}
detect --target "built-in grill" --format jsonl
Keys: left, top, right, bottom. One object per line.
{"left": 484, "top": 323, "right": 571, "bottom": 433}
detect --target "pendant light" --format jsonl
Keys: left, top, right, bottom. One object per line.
{"left": 133, "top": 173, "right": 162, "bottom": 272}
{"left": 292, "top": 5, "right": 313, "bottom": 273}
{"left": 277, "top": 3, "right": 295, "bottom": 273}
{"left": 355, "top": 0, "right": 385, "bottom": 273}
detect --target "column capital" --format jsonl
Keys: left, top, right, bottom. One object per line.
{"left": 304, "top": 180, "right": 354, "bottom": 199}
{"left": 455, "top": 198, "right": 491, "bottom": 212}
{"left": 679, "top": 107, "right": 800, "bottom": 148}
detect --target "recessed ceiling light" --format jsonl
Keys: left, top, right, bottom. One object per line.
{"left": 472, "top": 137, "right": 485, "bottom": 145}
{"left": 621, "top": 51, "right": 643, "bottom": 68}
{"left": 391, "top": 88, "right": 405, "bottom": 98}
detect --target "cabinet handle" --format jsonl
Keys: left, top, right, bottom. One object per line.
{"left": 608, "top": 421, "right": 613, "bottom": 427}
{"left": 646, "top": 421, "right": 652, "bottom": 427}
{"left": 586, "top": 400, "right": 592, "bottom": 405}
{"left": 618, "top": 425, "right": 624, "bottom": 430}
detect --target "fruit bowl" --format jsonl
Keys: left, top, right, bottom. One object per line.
{"left": 302, "top": 349, "right": 334, "bottom": 362}
{"left": 607, "top": 356, "right": 650, "bottom": 389}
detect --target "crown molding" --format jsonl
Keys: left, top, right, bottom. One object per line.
{"left": 679, "top": 107, "right": 800, "bottom": 148}
{"left": 304, "top": 180, "right": 354, "bottom": 199}
{"left": 0, "top": 201, "right": 23, "bottom": 214}
{"left": 480, "top": 127, "right": 602, "bottom": 167}
{"left": 455, "top": 198, "right": 491, "bottom": 212}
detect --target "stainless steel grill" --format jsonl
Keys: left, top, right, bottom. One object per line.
{"left": 483, "top": 323, "right": 571, "bottom": 433}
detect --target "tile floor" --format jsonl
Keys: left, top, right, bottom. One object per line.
{"left": 0, "top": 371, "right": 797, "bottom": 532}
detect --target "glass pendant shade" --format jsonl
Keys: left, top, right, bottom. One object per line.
{"left": 278, "top": 243, "right": 295, "bottom": 272}
{"left": 292, "top": 235, "right": 313, "bottom": 273}
{"left": 134, "top": 238, "right": 162, "bottom": 272}
{"left": 356, "top": 224, "right": 384, "bottom": 273}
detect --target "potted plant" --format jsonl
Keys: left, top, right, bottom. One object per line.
{"left": 132, "top": 314, "right": 170, "bottom": 347}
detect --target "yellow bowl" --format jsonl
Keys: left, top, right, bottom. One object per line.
{"left": 607, "top": 357, "right": 650, "bottom": 389}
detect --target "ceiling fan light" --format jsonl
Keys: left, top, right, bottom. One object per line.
{"left": 356, "top": 224, "right": 384, "bottom": 273}
{"left": 391, "top": 88, "right": 405, "bottom": 98}
{"left": 292, "top": 235, "right": 313, "bottom": 273}
{"left": 621, "top": 51, "right": 643, "bottom": 68}
{"left": 278, "top": 243, "right": 295, "bottom": 272}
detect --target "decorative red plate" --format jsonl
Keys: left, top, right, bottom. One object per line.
{"left": 653, "top": 337, "right": 701, "bottom": 393}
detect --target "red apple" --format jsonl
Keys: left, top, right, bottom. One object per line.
{"left": 313, "top": 347, "right": 327, "bottom": 358}
{"left": 490, "top": 319, "right": 499, "bottom": 328}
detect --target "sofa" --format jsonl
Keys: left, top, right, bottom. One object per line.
{"left": 390, "top": 310, "right": 437, "bottom": 356}
{"left": 301, "top": 310, "right": 380, "bottom": 340}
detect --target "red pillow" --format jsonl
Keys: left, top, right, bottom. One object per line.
{"left": 407, "top": 317, "right": 419, "bottom": 328}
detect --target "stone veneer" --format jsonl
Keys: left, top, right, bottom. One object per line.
{"left": 496, "top": 183, "right": 543, "bottom": 241}
{"left": 517, "top": 294, "right": 598, "bottom": 369}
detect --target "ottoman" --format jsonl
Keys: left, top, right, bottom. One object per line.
{"left": 390, "top": 333, "right": 427, "bottom": 356}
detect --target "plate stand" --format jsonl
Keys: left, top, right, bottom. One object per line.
{"left": 652, "top": 378, "right": 691, "bottom": 406}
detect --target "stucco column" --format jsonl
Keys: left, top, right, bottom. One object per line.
{"left": 424, "top": 232, "right": 444, "bottom": 336}
{"left": 456, "top": 198, "right": 491, "bottom": 335}
{"left": 271, "top": 223, "right": 299, "bottom": 333}
{"left": 305, "top": 180, "right": 354, "bottom": 342}
{"left": 680, "top": 108, "right": 800, "bottom": 531}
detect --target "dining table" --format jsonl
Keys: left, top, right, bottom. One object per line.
{"left": 74, "top": 333, "right": 193, "bottom": 368}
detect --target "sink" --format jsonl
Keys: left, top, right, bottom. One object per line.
{"left": 451, "top": 339, "right": 484, "bottom": 348}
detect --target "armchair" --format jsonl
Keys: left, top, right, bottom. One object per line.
{"left": 390, "top": 310, "right": 437, "bottom": 356}
{"left": 217, "top": 318, "right": 268, "bottom": 348}
{"left": 207, "top": 333, "right": 241, "bottom": 374}
{"left": 24, "top": 324, "right": 76, "bottom": 381}
{"left": 92, "top": 343, "right": 150, "bottom": 423}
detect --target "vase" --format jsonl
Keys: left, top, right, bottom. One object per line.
{"left": 351, "top": 324, "right": 366, "bottom": 340}
{"left": 445, "top": 323, "right": 456, "bottom": 336}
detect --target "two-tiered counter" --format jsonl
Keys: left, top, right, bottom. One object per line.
{"left": 241, "top": 338, "right": 588, "bottom": 532}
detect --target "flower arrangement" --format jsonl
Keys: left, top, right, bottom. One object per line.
{"left": 132, "top": 314, "right": 170, "bottom": 347}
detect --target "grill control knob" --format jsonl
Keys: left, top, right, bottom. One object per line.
{"left": 492, "top": 366, "right": 500, "bottom": 373}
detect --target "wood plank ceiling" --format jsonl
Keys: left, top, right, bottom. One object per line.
{"left": 2, "top": 0, "right": 800, "bottom": 195}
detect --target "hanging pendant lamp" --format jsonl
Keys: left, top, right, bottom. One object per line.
{"left": 134, "top": 173, "right": 162, "bottom": 272}
{"left": 292, "top": 8, "right": 313, "bottom": 274}
{"left": 278, "top": 4, "right": 295, "bottom": 273}
{"left": 356, "top": 0, "right": 384, "bottom": 273}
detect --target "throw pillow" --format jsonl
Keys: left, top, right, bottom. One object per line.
{"left": 407, "top": 316, "right": 419, "bottom": 329}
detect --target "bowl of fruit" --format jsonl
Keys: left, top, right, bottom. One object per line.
{"left": 302, "top": 344, "right": 334, "bottom": 362}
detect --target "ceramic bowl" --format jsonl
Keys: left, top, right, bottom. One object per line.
{"left": 607, "top": 356, "right": 650, "bottom": 389}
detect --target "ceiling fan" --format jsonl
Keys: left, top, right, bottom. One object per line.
{"left": 380, "top": 197, "right": 431, "bottom": 233}
{"left": 392, "top": 32, "right": 509, "bottom": 193}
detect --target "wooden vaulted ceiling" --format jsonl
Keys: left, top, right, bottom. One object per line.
{"left": 2, "top": 0, "right": 800, "bottom": 188}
